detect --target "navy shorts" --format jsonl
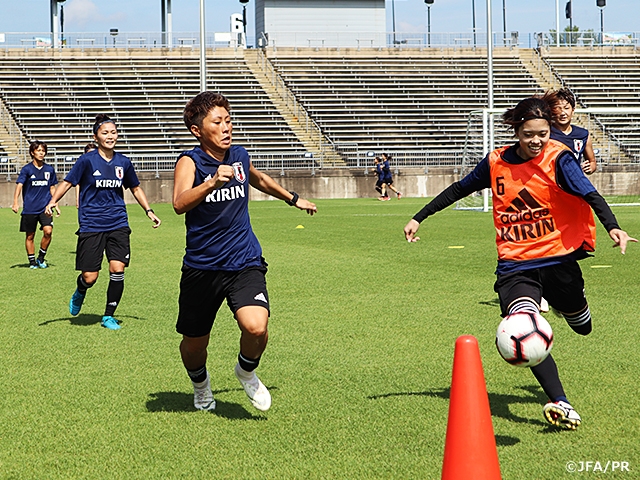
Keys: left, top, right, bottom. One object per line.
{"left": 75, "top": 227, "right": 131, "bottom": 272}
{"left": 20, "top": 213, "right": 53, "bottom": 232}
{"left": 494, "top": 261, "right": 587, "bottom": 317}
{"left": 176, "top": 263, "right": 270, "bottom": 338}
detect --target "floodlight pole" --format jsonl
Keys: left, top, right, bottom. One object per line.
{"left": 472, "top": 0, "right": 477, "bottom": 48}
{"left": 199, "top": 0, "right": 207, "bottom": 92}
{"left": 485, "top": 0, "right": 494, "bottom": 212}
{"left": 555, "top": 0, "right": 560, "bottom": 47}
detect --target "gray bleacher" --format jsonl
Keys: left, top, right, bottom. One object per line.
{"left": 544, "top": 48, "right": 640, "bottom": 160}
{"left": 2, "top": 46, "right": 638, "bottom": 164}
{"left": 269, "top": 48, "right": 540, "bottom": 153}
{"left": 0, "top": 49, "right": 306, "bottom": 160}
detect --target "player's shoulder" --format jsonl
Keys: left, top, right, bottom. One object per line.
{"left": 113, "top": 151, "right": 132, "bottom": 165}
{"left": 228, "top": 145, "right": 249, "bottom": 161}
{"left": 570, "top": 124, "right": 589, "bottom": 137}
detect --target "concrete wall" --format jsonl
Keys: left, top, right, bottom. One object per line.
{"left": 1, "top": 167, "right": 638, "bottom": 208}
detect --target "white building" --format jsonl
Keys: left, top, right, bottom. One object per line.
{"left": 255, "top": 0, "right": 386, "bottom": 48}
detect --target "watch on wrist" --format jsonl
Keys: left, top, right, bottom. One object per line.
{"left": 146, "top": 208, "right": 154, "bottom": 215}
{"left": 286, "top": 191, "right": 299, "bottom": 206}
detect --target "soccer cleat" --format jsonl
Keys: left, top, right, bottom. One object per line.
{"left": 383, "top": 196, "right": 391, "bottom": 201}
{"left": 540, "top": 297, "right": 549, "bottom": 313}
{"left": 543, "top": 400, "right": 581, "bottom": 430}
{"left": 101, "top": 315, "right": 121, "bottom": 330}
{"left": 69, "top": 289, "right": 86, "bottom": 316}
{"left": 378, "top": 196, "right": 386, "bottom": 201}
{"left": 234, "top": 363, "right": 271, "bottom": 411}
{"left": 397, "top": 192, "right": 402, "bottom": 199}
{"left": 36, "top": 259, "right": 48, "bottom": 269}
{"left": 29, "top": 264, "right": 38, "bottom": 269}
{"left": 193, "top": 374, "right": 216, "bottom": 411}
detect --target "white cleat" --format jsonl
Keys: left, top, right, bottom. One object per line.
{"left": 543, "top": 400, "right": 581, "bottom": 430}
{"left": 193, "top": 373, "right": 216, "bottom": 411}
{"left": 234, "top": 363, "right": 271, "bottom": 411}
{"left": 540, "top": 297, "right": 550, "bottom": 313}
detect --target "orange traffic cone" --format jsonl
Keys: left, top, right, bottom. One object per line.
{"left": 441, "top": 335, "right": 501, "bottom": 480}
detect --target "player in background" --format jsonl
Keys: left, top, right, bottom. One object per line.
{"left": 45, "top": 114, "right": 161, "bottom": 330}
{"left": 404, "top": 95, "right": 636, "bottom": 429}
{"left": 381, "top": 153, "right": 402, "bottom": 199}
{"left": 12, "top": 140, "right": 59, "bottom": 269}
{"left": 551, "top": 88, "right": 597, "bottom": 175}
{"left": 373, "top": 156, "right": 386, "bottom": 200}
{"left": 173, "top": 92, "right": 317, "bottom": 412}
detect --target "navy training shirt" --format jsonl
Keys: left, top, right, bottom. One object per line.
{"left": 179, "top": 145, "right": 263, "bottom": 271}
{"left": 65, "top": 150, "right": 140, "bottom": 233}
{"left": 550, "top": 125, "right": 589, "bottom": 162}
{"left": 16, "top": 162, "right": 58, "bottom": 214}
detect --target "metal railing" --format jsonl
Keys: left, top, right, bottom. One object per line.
{"left": 2, "top": 30, "right": 638, "bottom": 51}
{"left": 1, "top": 149, "right": 467, "bottom": 182}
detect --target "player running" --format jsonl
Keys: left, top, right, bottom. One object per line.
{"left": 381, "top": 153, "right": 402, "bottom": 199}
{"left": 12, "top": 140, "right": 59, "bottom": 269}
{"left": 173, "top": 92, "right": 316, "bottom": 412}
{"left": 373, "top": 156, "right": 386, "bottom": 200}
{"left": 45, "top": 114, "right": 161, "bottom": 330}
{"left": 404, "top": 95, "right": 636, "bottom": 429}
{"left": 550, "top": 88, "right": 597, "bottom": 175}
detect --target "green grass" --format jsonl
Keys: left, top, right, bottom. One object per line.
{"left": 0, "top": 198, "right": 638, "bottom": 479}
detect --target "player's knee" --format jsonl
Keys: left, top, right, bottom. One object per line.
{"left": 240, "top": 318, "right": 268, "bottom": 338}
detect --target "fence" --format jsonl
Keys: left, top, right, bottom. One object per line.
{"left": 2, "top": 30, "right": 639, "bottom": 51}
{"left": 1, "top": 150, "right": 466, "bottom": 182}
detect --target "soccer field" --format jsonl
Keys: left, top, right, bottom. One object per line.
{"left": 1, "top": 198, "right": 638, "bottom": 479}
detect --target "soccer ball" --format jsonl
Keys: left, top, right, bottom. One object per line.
{"left": 495, "top": 312, "right": 553, "bottom": 367}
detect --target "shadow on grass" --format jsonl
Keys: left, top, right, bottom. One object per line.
{"left": 39, "top": 313, "right": 143, "bottom": 327}
{"left": 479, "top": 297, "right": 501, "bottom": 308}
{"left": 146, "top": 390, "right": 268, "bottom": 420}
{"left": 10, "top": 262, "right": 57, "bottom": 269}
{"left": 369, "top": 385, "right": 555, "bottom": 441}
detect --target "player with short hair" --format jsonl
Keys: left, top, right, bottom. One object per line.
{"left": 381, "top": 153, "right": 402, "bottom": 199}
{"left": 173, "top": 92, "right": 317, "bottom": 412}
{"left": 45, "top": 114, "right": 161, "bottom": 330}
{"left": 550, "top": 88, "right": 597, "bottom": 175}
{"left": 404, "top": 95, "right": 636, "bottom": 430}
{"left": 12, "top": 140, "right": 59, "bottom": 269}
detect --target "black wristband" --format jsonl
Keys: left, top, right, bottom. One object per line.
{"left": 146, "top": 209, "right": 154, "bottom": 215}
{"left": 286, "top": 191, "right": 299, "bottom": 206}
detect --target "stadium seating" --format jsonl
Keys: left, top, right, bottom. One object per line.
{"left": 268, "top": 48, "right": 540, "bottom": 153}
{"left": 0, "top": 48, "right": 306, "bottom": 160}
{"left": 1, "top": 46, "right": 639, "bottom": 163}
{"left": 543, "top": 47, "right": 640, "bottom": 161}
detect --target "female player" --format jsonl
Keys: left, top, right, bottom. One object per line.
{"left": 381, "top": 153, "right": 402, "bottom": 199}
{"left": 12, "top": 140, "right": 59, "bottom": 268}
{"left": 173, "top": 92, "right": 316, "bottom": 412}
{"left": 46, "top": 114, "right": 161, "bottom": 330}
{"left": 404, "top": 95, "right": 636, "bottom": 429}
{"left": 550, "top": 88, "right": 597, "bottom": 175}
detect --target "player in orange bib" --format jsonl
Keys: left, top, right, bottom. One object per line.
{"left": 404, "top": 95, "right": 636, "bottom": 430}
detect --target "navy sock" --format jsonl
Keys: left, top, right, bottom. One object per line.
{"left": 77, "top": 274, "right": 94, "bottom": 294}
{"left": 187, "top": 365, "right": 208, "bottom": 384}
{"left": 530, "top": 354, "right": 566, "bottom": 402}
{"left": 238, "top": 352, "right": 261, "bottom": 373}
{"left": 104, "top": 272, "right": 124, "bottom": 317}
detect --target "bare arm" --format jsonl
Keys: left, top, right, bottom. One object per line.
{"left": 172, "top": 155, "right": 234, "bottom": 215}
{"left": 11, "top": 183, "right": 22, "bottom": 213}
{"left": 582, "top": 136, "right": 597, "bottom": 175}
{"left": 50, "top": 185, "right": 60, "bottom": 216}
{"left": 45, "top": 180, "right": 74, "bottom": 216}
{"left": 248, "top": 163, "right": 317, "bottom": 215}
{"left": 130, "top": 185, "right": 161, "bottom": 228}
